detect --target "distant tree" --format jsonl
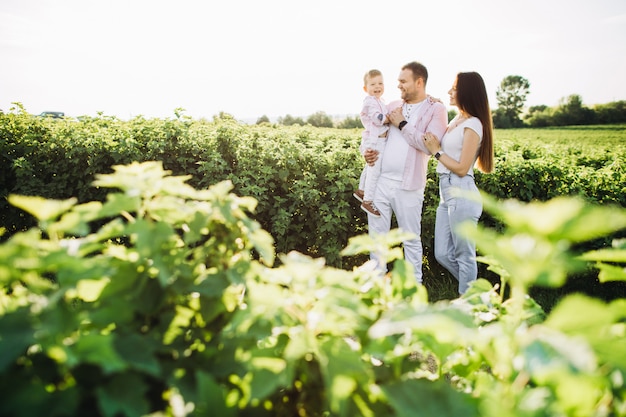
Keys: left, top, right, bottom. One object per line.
{"left": 521, "top": 99, "right": 626, "bottom": 127}
{"left": 447, "top": 109, "right": 458, "bottom": 123}
{"left": 552, "top": 94, "right": 596, "bottom": 126}
{"left": 256, "top": 115, "right": 270, "bottom": 124}
{"left": 306, "top": 111, "right": 334, "bottom": 128}
{"left": 492, "top": 108, "right": 515, "bottom": 129}
{"left": 594, "top": 100, "right": 626, "bottom": 124}
{"left": 496, "top": 75, "right": 530, "bottom": 128}
{"left": 527, "top": 105, "right": 549, "bottom": 113}
{"left": 277, "top": 114, "right": 305, "bottom": 126}
{"left": 213, "top": 111, "right": 235, "bottom": 122}
{"left": 524, "top": 105, "right": 553, "bottom": 127}
{"left": 336, "top": 115, "right": 362, "bottom": 129}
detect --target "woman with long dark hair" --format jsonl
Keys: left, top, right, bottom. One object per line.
{"left": 423, "top": 71, "right": 494, "bottom": 295}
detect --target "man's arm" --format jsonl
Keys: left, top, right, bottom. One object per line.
{"left": 401, "top": 101, "right": 448, "bottom": 154}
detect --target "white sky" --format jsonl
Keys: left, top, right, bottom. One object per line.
{"left": 1, "top": 0, "right": 625, "bottom": 121}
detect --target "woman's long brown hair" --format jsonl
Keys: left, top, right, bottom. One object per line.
{"left": 455, "top": 72, "right": 494, "bottom": 173}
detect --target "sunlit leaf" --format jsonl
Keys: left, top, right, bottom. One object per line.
{"left": 249, "top": 228, "right": 275, "bottom": 266}
{"left": 318, "top": 337, "right": 369, "bottom": 414}
{"left": 597, "top": 263, "right": 626, "bottom": 282}
{"left": 163, "top": 305, "right": 195, "bottom": 345}
{"left": 369, "top": 303, "right": 476, "bottom": 344}
{"left": 8, "top": 195, "right": 76, "bottom": 222}
{"left": 247, "top": 357, "right": 289, "bottom": 400}
{"left": 341, "top": 229, "right": 414, "bottom": 266}
{"left": 99, "top": 193, "right": 141, "bottom": 218}
{"left": 580, "top": 248, "right": 626, "bottom": 263}
{"left": 482, "top": 194, "right": 626, "bottom": 242}
{"left": 76, "top": 278, "right": 110, "bottom": 302}
{"left": 544, "top": 294, "right": 615, "bottom": 334}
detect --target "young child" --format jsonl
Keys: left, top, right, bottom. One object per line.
{"left": 354, "top": 69, "right": 389, "bottom": 217}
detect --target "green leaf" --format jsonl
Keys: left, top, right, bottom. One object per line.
{"left": 0, "top": 308, "right": 35, "bottom": 372}
{"left": 96, "top": 372, "right": 150, "bottom": 417}
{"left": 579, "top": 244, "right": 626, "bottom": 283}
{"left": 544, "top": 294, "right": 615, "bottom": 335}
{"left": 596, "top": 262, "right": 626, "bottom": 283}
{"left": 75, "top": 278, "right": 110, "bottom": 302}
{"left": 99, "top": 193, "right": 141, "bottom": 218}
{"left": 318, "top": 337, "right": 370, "bottom": 415}
{"left": 381, "top": 379, "right": 480, "bottom": 417}
{"left": 193, "top": 371, "right": 237, "bottom": 417}
{"left": 522, "top": 335, "right": 596, "bottom": 384}
{"left": 482, "top": 195, "right": 626, "bottom": 243}
{"left": 552, "top": 373, "right": 607, "bottom": 416}
{"left": 283, "top": 327, "right": 316, "bottom": 361}
{"left": 341, "top": 228, "right": 414, "bottom": 263}
{"left": 369, "top": 303, "right": 476, "bottom": 344}
{"left": 470, "top": 225, "right": 580, "bottom": 289}
{"left": 93, "top": 160, "right": 170, "bottom": 196}
{"left": 68, "top": 333, "right": 126, "bottom": 374}
{"left": 249, "top": 228, "right": 275, "bottom": 266}
{"left": 8, "top": 195, "right": 77, "bottom": 222}
{"left": 113, "top": 333, "right": 161, "bottom": 376}
{"left": 580, "top": 248, "right": 626, "bottom": 263}
{"left": 543, "top": 294, "right": 626, "bottom": 369}
{"left": 247, "top": 356, "right": 289, "bottom": 400}
{"left": 163, "top": 305, "right": 195, "bottom": 345}
{"left": 389, "top": 258, "right": 424, "bottom": 302}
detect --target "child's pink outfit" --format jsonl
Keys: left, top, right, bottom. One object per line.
{"left": 358, "top": 95, "right": 389, "bottom": 204}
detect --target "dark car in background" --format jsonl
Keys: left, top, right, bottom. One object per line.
{"left": 38, "top": 111, "right": 65, "bottom": 118}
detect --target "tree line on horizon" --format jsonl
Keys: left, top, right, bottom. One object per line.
{"left": 255, "top": 75, "right": 626, "bottom": 129}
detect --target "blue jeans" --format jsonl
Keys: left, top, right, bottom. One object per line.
{"left": 434, "top": 173, "right": 482, "bottom": 294}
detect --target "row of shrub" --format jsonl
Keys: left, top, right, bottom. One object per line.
{"left": 524, "top": 97, "right": 626, "bottom": 127}
{"left": 264, "top": 97, "right": 626, "bottom": 130}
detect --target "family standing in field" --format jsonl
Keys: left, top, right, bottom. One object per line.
{"left": 356, "top": 61, "right": 494, "bottom": 295}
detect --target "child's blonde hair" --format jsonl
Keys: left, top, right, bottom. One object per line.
{"left": 364, "top": 69, "right": 382, "bottom": 86}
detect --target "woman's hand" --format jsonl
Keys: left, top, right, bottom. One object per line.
{"left": 423, "top": 132, "right": 441, "bottom": 154}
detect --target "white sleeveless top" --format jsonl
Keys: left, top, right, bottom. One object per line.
{"left": 436, "top": 116, "right": 482, "bottom": 176}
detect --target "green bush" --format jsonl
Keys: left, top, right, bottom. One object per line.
{"left": 1, "top": 111, "right": 625, "bottom": 304}
{"left": 1, "top": 161, "right": 626, "bottom": 416}
{"left": 0, "top": 111, "right": 369, "bottom": 270}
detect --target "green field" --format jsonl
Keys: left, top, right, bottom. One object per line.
{"left": 1, "top": 113, "right": 626, "bottom": 416}
{"left": 2, "top": 113, "right": 625, "bottom": 290}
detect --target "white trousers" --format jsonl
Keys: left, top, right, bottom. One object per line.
{"left": 362, "top": 137, "right": 386, "bottom": 202}
{"left": 368, "top": 176, "right": 425, "bottom": 283}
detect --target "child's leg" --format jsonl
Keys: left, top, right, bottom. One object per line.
{"left": 359, "top": 165, "right": 366, "bottom": 191}
{"left": 363, "top": 157, "right": 382, "bottom": 202}
{"left": 363, "top": 138, "right": 385, "bottom": 202}
{"left": 353, "top": 165, "right": 366, "bottom": 202}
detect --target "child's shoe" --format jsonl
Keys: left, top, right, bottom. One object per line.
{"left": 361, "top": 201, "right": 381, "bottom": 217}
{"left": 353, "top": 189, "right": 364, "bottom": 202}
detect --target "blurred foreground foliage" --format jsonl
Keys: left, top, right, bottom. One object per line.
{"left": 1, "top": 161, "right": 626, "bottom": 416}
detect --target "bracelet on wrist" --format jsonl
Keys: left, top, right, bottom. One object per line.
{"left": 398, "top": 120, "right": 408, "bottom": 130}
